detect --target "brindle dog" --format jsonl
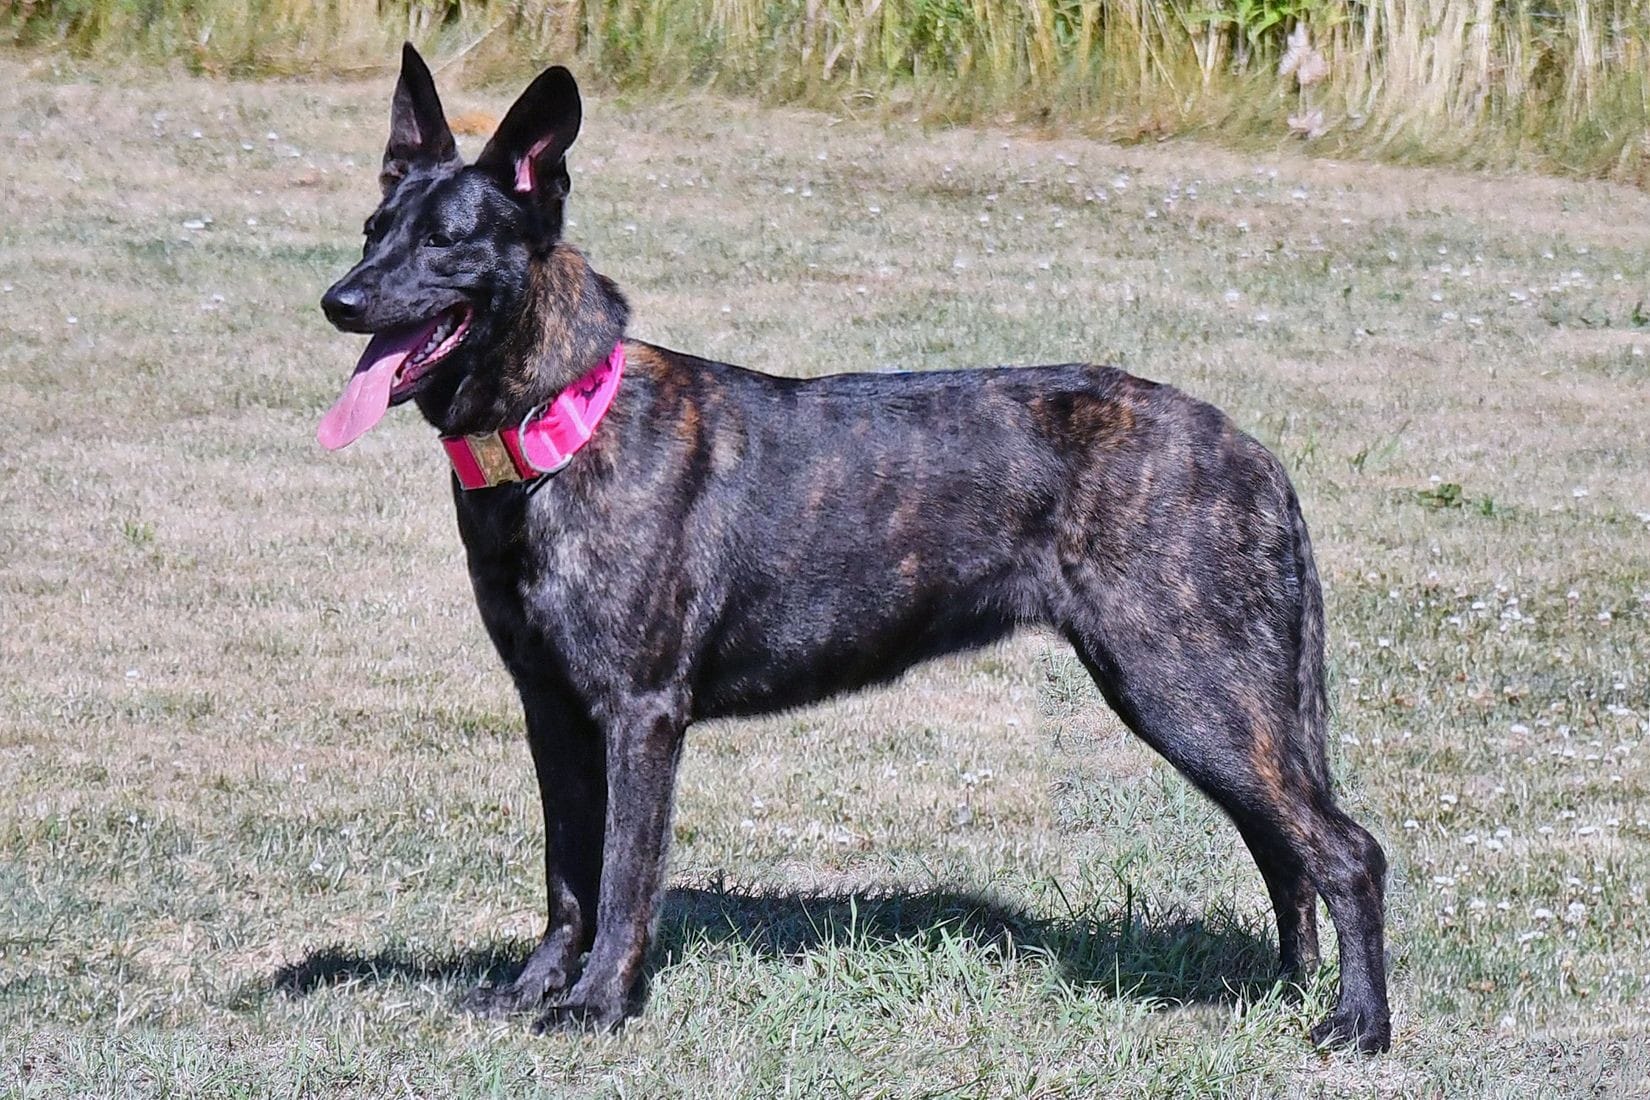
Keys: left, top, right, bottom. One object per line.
{"left": 317, "top": 45, "right": 1391, "bottom": 1052}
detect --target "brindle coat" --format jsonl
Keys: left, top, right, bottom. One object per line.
{"left": 319, "top": 45, "right": 1392, "bottom": 1052}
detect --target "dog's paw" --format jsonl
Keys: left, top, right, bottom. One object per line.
{"left": 460, "top": 976, "right": 559, "bottom": 1018}
{"left": 530, "top": 997, "right": 627, "bottom": 1035}
{"left": 1310, "top": 1006, "right": 1391, "bottom": 1054}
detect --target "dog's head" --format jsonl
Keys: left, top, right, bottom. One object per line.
{"left": 318, "top": 45, "right": 590, "bottom": 449}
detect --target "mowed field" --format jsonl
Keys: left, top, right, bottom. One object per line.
{"left": 2, "top": 54, "right": 1649, "bottom": 1098}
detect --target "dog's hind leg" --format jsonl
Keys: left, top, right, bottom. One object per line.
{"left": 1062, "top": 620, "right": 1389, "bottom": 1051}
{"left": 1053, "top": 460, "right": 1390, "bottom": 1052}
{"left": 534, "top": 690, "right": 688, "bottom": 1033}
{"left": 465, "top": 686, "right": 606, "bottom": 1016}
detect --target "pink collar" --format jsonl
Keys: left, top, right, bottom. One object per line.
{"left": 441, "top": 343, "right": 625, "bottom": 490}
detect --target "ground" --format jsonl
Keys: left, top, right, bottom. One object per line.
{"left": 1, "top": 54, "right": 1648, "bottom": 1098}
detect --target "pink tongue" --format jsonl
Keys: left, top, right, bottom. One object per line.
{"left": 316, "top": 319, "right": 439, "bottom": 450}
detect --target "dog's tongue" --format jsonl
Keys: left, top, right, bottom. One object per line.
{"left": 317, "top": 319, "right": 437, "bottom": 450}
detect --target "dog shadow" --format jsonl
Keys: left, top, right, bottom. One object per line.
{"left": 265, "top": 883, "right": 1277, "bottom": 1010}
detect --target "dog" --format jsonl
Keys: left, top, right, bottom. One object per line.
{"left": 317, "top": 45, "right": 1392, "bottom": 1052}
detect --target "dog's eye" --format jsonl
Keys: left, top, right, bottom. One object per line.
{"left": 426, "top": 232, "right": 454, "bottom": 249}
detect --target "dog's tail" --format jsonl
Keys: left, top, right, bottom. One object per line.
{"left": 1285, "top": 483, "right": 1332, "bottom": 791}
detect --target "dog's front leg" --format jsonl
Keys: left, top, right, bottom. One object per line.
{"left": 533, "top": 691, "right": 687, "bottom": 1033}
{"left": 465, "top": 687, "right": 606, "bottom": 1017}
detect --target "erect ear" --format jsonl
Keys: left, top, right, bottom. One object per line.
{"left": 474, "top": 65, "right": 581, "bottom": 205}
{"left": 382, "top": 42, "right": 459, "bottom": 195}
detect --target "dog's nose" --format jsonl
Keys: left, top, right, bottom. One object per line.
{"left": 321, "top": 283, "right": 367, "bottom": 327}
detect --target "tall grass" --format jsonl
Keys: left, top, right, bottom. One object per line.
{"left": 5, "top": 1, "right": 1648, "bottom": 181}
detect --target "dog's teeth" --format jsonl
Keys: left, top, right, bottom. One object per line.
{"left": 411, "top": 315, "right": 461, "bottom": 363}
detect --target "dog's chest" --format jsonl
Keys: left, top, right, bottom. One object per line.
{"left": 453, "top": 487, "right": 577, "bottom": 668}
{"left": 453, "top": 480, "right": 643, "bottom": 681}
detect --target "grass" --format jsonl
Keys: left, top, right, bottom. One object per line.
{"left": 4, "top": 1, "right": 1649, "bottom": 186}
{"left": 3, "top": 58, "right": 1650, "bottom": 1097}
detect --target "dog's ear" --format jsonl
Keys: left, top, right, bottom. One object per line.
{"left": 474, "top": 65, "right": 581, "bottom": 207}
{"left": 382, "top": 43, "right": 459, "bottom": 195}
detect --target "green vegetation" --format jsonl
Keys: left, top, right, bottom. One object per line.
{"left": 5, "top": 1, "right": 1649, "bottom": 184}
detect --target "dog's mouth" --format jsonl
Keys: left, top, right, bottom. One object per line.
{"left": 317, "top": 305, "right": 473, "bottom": 451}
{"left": 390, "top": 305, "right": 473, "bottom": 401}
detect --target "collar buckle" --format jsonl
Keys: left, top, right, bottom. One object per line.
{"left": 444, "top": 431, "right": 526, "bottom": 489}
{"left": 440, "top": 342, "right": 626, "bottom": 491}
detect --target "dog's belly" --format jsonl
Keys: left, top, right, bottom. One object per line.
{"left": 689, "top": 577, "right": 1021, "bottom": 720}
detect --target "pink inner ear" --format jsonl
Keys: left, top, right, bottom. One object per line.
{"left": 513, "top": 134, "right": 558, "bottom": 194}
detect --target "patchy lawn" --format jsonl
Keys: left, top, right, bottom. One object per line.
{"left": 2, "top": 58, "right": 1648, "bottom": 1097}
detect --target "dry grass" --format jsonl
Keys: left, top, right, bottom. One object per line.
{"left": 5, "top": 1, "right": 1650, "bottom": 185}
{"left": 2, "top": 57, "right": 1650, "bottom": 1097}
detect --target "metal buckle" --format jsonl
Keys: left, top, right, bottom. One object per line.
{"left": 463, "top": 432, "right": 523, "bottom": 488}
{"left": 518, "top": 403, "right": 573, "bottom": 476}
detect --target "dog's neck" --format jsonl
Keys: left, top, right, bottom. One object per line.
{"left": 416, "top": 243, "right": 629, "bottom": 437}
